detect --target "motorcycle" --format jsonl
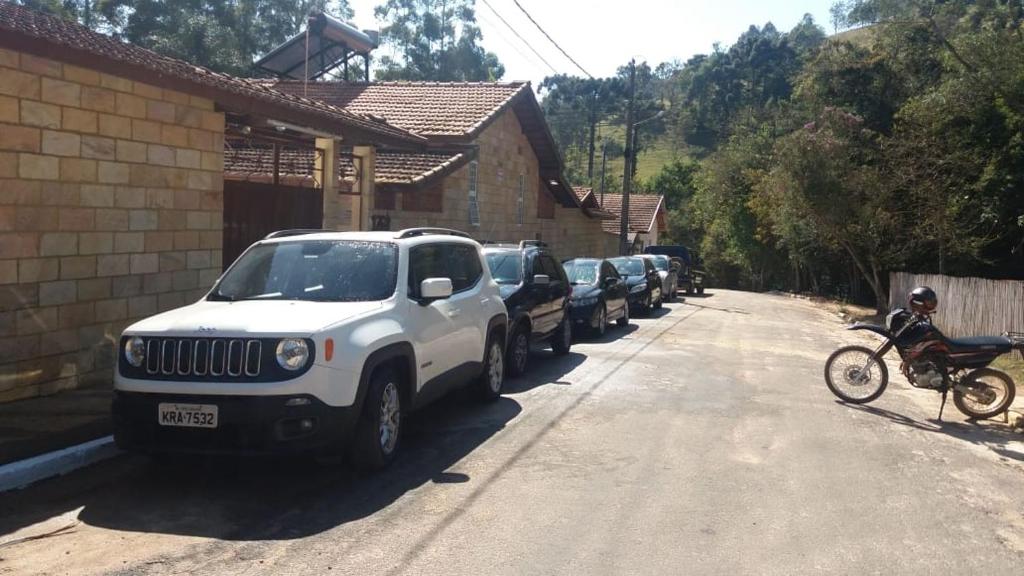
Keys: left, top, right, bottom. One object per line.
{"left": 825, "top": 308, "right": 1024, "bottom": 420}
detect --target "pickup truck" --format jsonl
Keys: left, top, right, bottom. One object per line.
{"left": 644, "top": 245, "right": 706, "bottom": 295}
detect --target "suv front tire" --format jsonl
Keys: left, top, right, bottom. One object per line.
{"left": 477, "top": 333, "right": 506, "bottom": 401}
{"left": 351, "top": 366, "right": 403, "bottom": 472}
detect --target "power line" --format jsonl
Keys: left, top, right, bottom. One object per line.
{"left": 476, "top": 7, "right": 554, "bottom": 76}
{"left": 511, "top": 0, "right": 593, "bottom": 79}
{"left": 479, "top": 0, "right": 559, "bottom": 75}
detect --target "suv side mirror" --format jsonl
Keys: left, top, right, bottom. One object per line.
{"left": 419, "top": 278, "right": 453, "bottom": 304}
{"left": 603, "top": 277, "right": 618, "bottom": 288}
{"left": 532, "top": 274, "right": 550, "bottom": 285}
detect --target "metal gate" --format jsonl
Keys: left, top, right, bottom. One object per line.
{"left": 222, "top": 180, "right": 323, "bottom": 269}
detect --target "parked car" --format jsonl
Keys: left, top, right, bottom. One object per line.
{"left": 562, "top": 258, "right": 629, "bottom": 337}
{"left": 638, "top": 254, "right": 679, "bottom": 302}
{"left": 113, "top": 228, "right": 508, "bottom": 470}
{"left": 483, "top": 241, "right": 572, "bottom": 377}
{"left": 645, "top": 245, "right": 706, "bottom": 295}
{"left": 608, "top": 256, "right": 662, "bottom": 315}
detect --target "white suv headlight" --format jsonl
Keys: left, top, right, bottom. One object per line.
{"left": 124, "top": 336, "right": 145, "bottom": 367}
{"left": 276, "top": 339, "right": 310, "bottom": 371}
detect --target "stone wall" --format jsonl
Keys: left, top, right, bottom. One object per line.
{"left": 0, "top": 48, "right": 224, "bottom": 403}
{"left": 379, "top": 109, "right": 612, "bottom": 261}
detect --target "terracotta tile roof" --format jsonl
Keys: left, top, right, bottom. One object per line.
{"left": 0, "top": 2, "right": 425, "bottom": 147}
{"left": 598, "top": 193, "right": 665, "bottom": 234}
{"left": 572, "top": 186, "right": 593, "bottom": 203}
{"left": 265, "top": 81, "right": 529, "bottom": 137}
{"left": 224, "top": 145, "right": 471, "bottom": 188}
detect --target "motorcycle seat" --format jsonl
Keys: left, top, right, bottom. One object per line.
{"left": 946, "top": 336, "right": 1013, "bottom": 354}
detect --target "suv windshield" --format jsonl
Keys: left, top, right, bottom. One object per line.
{"left": 563, "top": 260, "right": 599, "bottom": 285}
{"left": 610, "top": 257, "right": 644, "bottom": 277}
{"left": 211, "top": 240, "right": 398, "bottom": 302}
{"left": 485, "top": 251, "right": 523, "bottom": 284}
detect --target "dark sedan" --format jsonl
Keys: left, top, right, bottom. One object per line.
{"left": 608, "top": 256, "right": 662, "bottom": 315}
{"left": 563, "top": 258, "right": 629, "bottom": 336}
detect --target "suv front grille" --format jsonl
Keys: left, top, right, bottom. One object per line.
{"left": 145, "top": 338, "right": 262, "bottom": 378}
{"left": 119, "top": 336, "right": 315, "bottom": 383}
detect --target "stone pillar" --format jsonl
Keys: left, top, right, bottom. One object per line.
{"left": 352, "top": 145, "right": 376, "bottom": 231}
{"left": 315, "top": 137, "right": 343, "bottom": 230}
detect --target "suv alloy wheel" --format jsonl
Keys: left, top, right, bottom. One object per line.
{"left": 478, "top": 336, "right": 505, "bottom": 400}
{"left": 507, "top": 326, "right": 530, "bottom": 377}
{"left": 352, "top": 367, "right": 402, "bottom": 471}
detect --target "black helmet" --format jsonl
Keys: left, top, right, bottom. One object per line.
{"left": 909, "top": 286, "right": 937, "bottom": 315}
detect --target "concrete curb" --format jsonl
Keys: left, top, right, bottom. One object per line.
{"left": 0, "top": 436, "right": 120, "bottom": 493}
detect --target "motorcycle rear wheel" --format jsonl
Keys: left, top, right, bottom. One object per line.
{"left": 953, "top": 368, "right": 1016, "bottom": 420}
{"left": 824, "top": 345, "right": 889, "bottom": 404}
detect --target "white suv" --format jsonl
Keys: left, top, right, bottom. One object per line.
{"left": 113, "top": 228, "right": 508, "bottom": 469}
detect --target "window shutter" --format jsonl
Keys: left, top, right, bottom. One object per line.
{"left": 517, "top": 174, "right": 525, "bottom": 225}
{"left": 468, "top": 161, "right": 480, "bottom": 227}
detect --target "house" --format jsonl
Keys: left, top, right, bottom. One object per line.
{"left": 574, "top": 188, "right": 667, "bottom": 254}
{"left": 235, "top": 81, "right": 617, "bottom": 260}
{"left": 0, "top": 2, "right": 422, "bottom": 404}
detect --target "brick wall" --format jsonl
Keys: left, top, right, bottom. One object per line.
{"left": 378, "top": 109, "right": 612, "bottom": 261}
{"left": 0, "top": 48, "right": 224, "bottom": 403}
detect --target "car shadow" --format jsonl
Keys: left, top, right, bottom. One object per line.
{"left": 838, "top": 401, "right": 1024, "bottom": 462}
{"left": 639, "top": 306, "right": 672, "bottom": 319}
{"left": 0, "top": 393, "right": 522, "bottom": 541}
{"left": 576, "top": 323, "right": 639, "bottom": 345}
{"left": 503, "top": 351, "right": 586, "bottom": 395}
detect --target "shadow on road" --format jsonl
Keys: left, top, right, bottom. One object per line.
{"left": 682, "top": 301, "right": 750, "bottom": 315}
{"left": 573, "top": 322, "right": 639, "bottom": 345}
{"left": 0, "top": 392, "right": 522, "bottom": 542}
{"left": 503, "top": 350, "right": 587, "bottom": 395}
{"left": 839, "top": 401, "right": 1024, "bottom": 462}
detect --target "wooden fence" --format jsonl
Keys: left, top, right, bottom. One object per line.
{"left": 889, "top": 272, "right": 1024, "bottom": 339}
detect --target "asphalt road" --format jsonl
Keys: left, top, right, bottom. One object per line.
{"left": 3, "top": 289, "right": 1024, "bottom": 575}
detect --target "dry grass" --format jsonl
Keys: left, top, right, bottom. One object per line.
{"left": 994, "top": 355, "right": 1024, "bottom": 386}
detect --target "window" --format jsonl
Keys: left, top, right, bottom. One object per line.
{"left": 408, "top": 244, "right": 447, "bottom": 298}
{"left": 211, "top": 241, "right": 398, "bottom": 302}
{"left": 564, "top": 260, "right": 599, "bottom": 285}
{"left": 447, "top": 245, "right": 483, "bottom": 292}
{"left": 536, "top": 255, "right": 564, "bottom": 283}
{"left": 408, "top": 243, "right": 483, "bottom": 298}
{"left": 517, "top": 174, "right": 525, "bottom": 226}
{"left": 485, "top": 251, "right": 523, "bottom": 285}
{"left": 602, "top": 262, "right": 621, "bottom": 281}
{"left": 468, "top": 161, "right": 480, "bottom": 227}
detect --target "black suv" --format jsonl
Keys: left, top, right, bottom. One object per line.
{"left": 483, "top": 241, "right": 572, "bottom": 376}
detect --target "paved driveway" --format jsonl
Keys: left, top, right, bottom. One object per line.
{"left": 2, "top": 290, "right": 1024, "bottom": 575}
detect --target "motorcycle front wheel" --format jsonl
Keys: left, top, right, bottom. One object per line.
{"left": 953, "top": 368, "right": 1016, "bottom": 420}
{"left": 824, "top": 345, "right": 889, "bottom": 404}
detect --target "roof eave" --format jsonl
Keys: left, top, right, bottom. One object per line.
{"left": 0, "top": 27, "right": 425, "bottom": 149}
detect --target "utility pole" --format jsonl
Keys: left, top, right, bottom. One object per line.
{"left": 619, "top": 59, "right": 636, "bottom": 256}
{"left": 587, "top": 89, "right": 597, "bottom": 185}
{"left": 599, "top": 141, "right": 607, "bottom": 206}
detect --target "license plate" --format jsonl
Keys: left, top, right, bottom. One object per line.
{"left": 158, "top": 403, "right": 218, "bottom": 428}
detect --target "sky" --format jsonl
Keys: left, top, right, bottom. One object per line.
{"left": 346, "top": 0, "right": 839, "bottom": 85}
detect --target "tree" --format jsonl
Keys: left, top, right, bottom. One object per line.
{"left": 373, "top": 0, "right": 503, "bottom": 81}
{"left": 755, "top": 108, "right": 910, "bottom": 310}
{"left": 85, "top": 0, "right": 350, "bottom": 75}
{"left": 539, "top": 75, "right": 625, "bottom": 184}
